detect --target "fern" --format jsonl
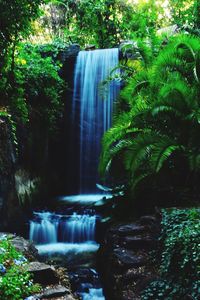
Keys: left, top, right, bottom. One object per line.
{"left": 151, "top": 139, "right": 184, "bottom": 172}
{"left": 99, "top": 33, "right": 200, "bottom": 195}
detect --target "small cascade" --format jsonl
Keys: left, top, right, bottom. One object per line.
{"left": 29, "top": 209, "right": 104, "bottom": 299}
{"left": 72, "top": 48, "right": 120, "bottom": 193}
{"left": 30, "top": 212, "right": 96, "bottom": 245}
{"left": 61, "top": 213, "right": 96, "bottom": 243}
{"left": 30, "top": 212, "right": 58, "bottom": 244}
{"left": 81, "top": 287, "right": 104, "bottom": 300}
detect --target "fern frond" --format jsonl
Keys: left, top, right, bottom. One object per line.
{"left": 151, "top": 139, "right": 184, "bottom": 172}
{"left": 152, "top": 105, "right": 184, "bottom": 118}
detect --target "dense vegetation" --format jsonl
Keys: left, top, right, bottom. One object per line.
{"left": 142, "top": 208, "right": 200, "bottom": 299}
{"left": 0, "top": 0, "right": 200, "bottom": 299}
{"left": 0, "top": 235, "right": 40, "bottom": 300}
{"left": 100, "top": 34, "right": 200, "bottom": 204}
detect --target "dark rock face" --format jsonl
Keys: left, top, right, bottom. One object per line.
{"left": 60, "top": 44, "right": 80, "bottom": 62}
{"left": 61, "top": 45, "right": 81, "bottom": 195}
{"left": 12, "top": 235, "right": 39, "bottom": 260}
{"left": 0, "top": 116, "right": 20, "bottom": 230}
{"left": 28, "top": 262, "right": 59, "bottom": 285}
{"left": 36, "top": 285, "right": 70, "bottom": 299}
{"left": 98, "top": 215, "right": 160, "bottom": 300}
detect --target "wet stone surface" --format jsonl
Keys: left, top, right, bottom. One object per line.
{"left": 98, "top": 215, "right": 161, "bottom": 300}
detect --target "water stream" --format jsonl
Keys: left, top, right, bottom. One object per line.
{"left": 30, "top": 207, "right": 104, "bottom": 299}
{"left": 29, "top": 48, "right": 119, "bottom": 299}
{"left": 72, "top": 48, "right": 120, "bottom": 193}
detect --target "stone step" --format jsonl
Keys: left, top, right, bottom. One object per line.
{"left": 36, "top": 285, "right": 70, "bottom": 299}
{"left": 121, "top": 236, "right": 158, "bottom": 250}
{"left": 109, "top": 223, "right": 147, "bottom": 236}
{"left": 122, "top": 269, "right": 151, "bottom": 284}
{"left": 139, "top": 216, "right": 157, "bottom": 225}
{"left": 28, "top": 262, "right": 59, "bottom": 285}
{"left": 113, "top": 248, "right": 147, "bottom": 269}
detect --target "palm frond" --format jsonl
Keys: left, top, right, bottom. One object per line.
{"left": 151, "top": 138, "right": 184, "bottom": 172}
{"left": 152, "top": 105, "right": 184, "bottom": 118}
{"left": 122, "top": 132, "right": 159, "bottom": 172}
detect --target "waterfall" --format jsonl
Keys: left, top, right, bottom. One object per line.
{"left": 61, "top": 213, "right": 96, "bottom": 243}
{"left": 30, "top": 212, "right": 97, "bottom": 245}
{"left": 72, "top": 48, "right": 120, "bottom": 193}
{"left": 30, "top": 212, "right": 58, "bottom": 244}
{"left": 29, "top": 49, "right": 120, "bottom": 300}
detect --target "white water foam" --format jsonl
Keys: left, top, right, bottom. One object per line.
{"left": 36, "top": 242, "right": 99, "bottom": 255}
{"left": 59, "top": 194, "right": 112, "bottom": 204}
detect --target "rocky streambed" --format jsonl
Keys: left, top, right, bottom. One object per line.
{"left": 1, "top": 212, "right": 161, "bottom": 300}
{"left": 0, "top": 233, "right": 77, "bottom": 300}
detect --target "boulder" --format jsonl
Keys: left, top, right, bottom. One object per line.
{"left": 37, "top": 285, "right": 69, "bottom": 299}
{"left": 28, "top": 262, "right": 59, "bottom": 285}
{"left": 140, "top": 216, "right": 157, "bottom": 225}
{"left": 121, "top": 236, "right": 158, "bottom": 250}
{"left": 12, "top": 235, "right": 39, "bottom": 260}
{"left": 122, "top": 289, "right": 140, "bottom": 300}
{"left": 113, "top": 248, "right": 147, "bottom": 269}
{"left": 85, "top": 44, "right": 96, "bottom": 51}
{"left": 110, "top": 223, "right": 147, "bottom": 236}
{"left": 61, "top": 44, "right": 80, "bottom": 60}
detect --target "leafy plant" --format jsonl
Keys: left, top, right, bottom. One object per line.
{"left": 99, "top": 34, "right": 200, "bottom": 199}
{"left": 0, "top": 236, "right": 40, "bottom": 300}
{"left": 142, "top": 208, "right": 200, "bottom": 300}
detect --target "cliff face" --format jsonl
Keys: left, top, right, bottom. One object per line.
{"left": 0, "top": 116, "right": 20, "bottom": 230}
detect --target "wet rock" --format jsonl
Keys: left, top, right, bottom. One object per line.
{"left": 37, "top": 285, "right": 69, "bottom": 299}
{"left": 110, "top": 223, "right": 146, "bottom": 236}
{"left": 12, "top": 235, "right": 39, "bottom": 260}
{"left": 140, "top": 216, "right": 157, "bottom": 225}
{"left": 121, "top": 236, "right": 158, "bottom": 250}
{"left": 113, "top": 248, "right": 147, "bottom": 269}
{"left": 122, "top": 289, "right": 140, "bottom": 300}
{"left": 62, "top": 44, "right": 80, "bottom": 60}
{"left": 122, "top": 268, "right": 149, "bottom": 284}
{"left": 64, "top": 296, "right": 77, "bottom": 300}
{"left": 85, "top": 44, "right": 96, "bottom": 51}
{"left": 28, "top": 262, "right": 59, "bottom": 285}
{"left": 69, "top": 268, "right": 99, "bottom": 291}
{"left": 98, "top": 214, "right": 160, "bottom": 300}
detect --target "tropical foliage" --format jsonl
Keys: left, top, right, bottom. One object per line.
{"left": 142, "top": 208, "right": 200, "bottom": 299}
{"left": 100, "top": 34, "right": 200, "bottom": 200}
{"left": 0, "top": 235, "right": 40, "bottom": 300}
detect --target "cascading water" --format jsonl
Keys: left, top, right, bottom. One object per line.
{"left": 72, "top": 48, "right": 120, "bottom": 193}
{"left": 30, "top": 48, "right": 120, "bottom": 300}
{"left": 30, "top": 212, "right": 96, "bottom": 245}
